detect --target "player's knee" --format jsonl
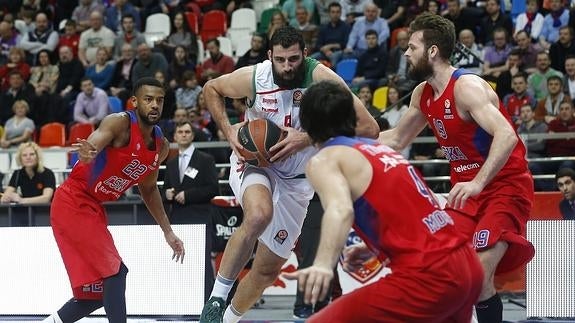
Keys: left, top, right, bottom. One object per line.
{"left": 242, "top": 206, "right": 273, "bottom": 235}
{"left": 251, "top": 265, "right": 282, "bottom": 287}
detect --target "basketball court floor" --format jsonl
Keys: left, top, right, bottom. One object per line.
{"left": 1, "top": 294, "right": 562, "bottom": 323}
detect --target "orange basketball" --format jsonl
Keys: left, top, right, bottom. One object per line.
{"left": 237, "top": 119, "right": 286, "bottom": 167}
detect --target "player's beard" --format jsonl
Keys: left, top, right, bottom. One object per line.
{"left": 273, "top": 61, "right": 306, "bottom": 89}
{"left": 138, "top": 108, "right": 161, "bottom": 126}
{"left": 408, "top": 52, "right": 434, "bottom": 82}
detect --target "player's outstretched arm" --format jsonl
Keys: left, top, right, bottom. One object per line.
{"left": 283, "top": 149, "right": 354, "bottom": 305}
{"left": 378, "top": 82, "right": 427, "bottom": 151}
{"left": 203, "top": 66, "right": 254, "bottom": 160}
{"left": 139, "top": 138, "right": 185, "bottom": 263}
{"left": 71, "top": 113, "right": 126, "bottom": 163}
{"left": 312, "top": 64, "right": 380, "bottom": 138}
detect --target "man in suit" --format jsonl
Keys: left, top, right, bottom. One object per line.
{"left": 164, "top": 120, "right": 219, "bottom": 223}
{"left": 556, "top": 167, "right": 575, "bottom": 220}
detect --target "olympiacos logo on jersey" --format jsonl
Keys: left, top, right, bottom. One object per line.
{"left": 433, "top": 118, "right": 448, "bottom": 139}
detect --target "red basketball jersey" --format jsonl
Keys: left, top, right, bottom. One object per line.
{"left": 419, "top": 69, "right": 528, "bottom": 185}
{"left": 67, "top": 110, "right": 163, "bottom": 202}
{"left": 323, "top": 137, "right": 471, "bottom": 270}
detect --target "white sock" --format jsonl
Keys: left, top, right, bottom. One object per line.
{"left": 210, "top": 272, "right": 235, "bottom": 300}
{"left": 42, "top": 313, "right": 63, "bottom": 323}
{"left": 223, "top": 303, "right": 243, "bottom": 323}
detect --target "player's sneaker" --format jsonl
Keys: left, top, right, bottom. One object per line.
{"left": 199, "top": 296, "right": 226, "bottom": 323}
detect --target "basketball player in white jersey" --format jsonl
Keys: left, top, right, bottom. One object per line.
{"left": 198, "top": 26, "right": 379, "bottom": 323}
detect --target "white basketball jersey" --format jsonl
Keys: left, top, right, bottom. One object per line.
{"left": 246, "top": 58, "right": 319, "bottom": 178}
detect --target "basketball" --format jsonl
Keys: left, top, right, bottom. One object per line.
{"left": 237, "top": 119, "right": 286, "bottom": 167}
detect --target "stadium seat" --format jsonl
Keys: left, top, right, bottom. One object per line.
{"left": 253, "top": 0, "right": 279, "bottom": 24}
{"left": 14, "top": 19, "right": 27, "bottom": 35}
{"left": 68, "top": 123, "right": 94, "bottom": 145}
{"left": 372, "top": 86, "right": 389, "bottom": 111}
{"left": 109, "top": 96, "right": 123, "bottom": 113}
{"left": 196, "top": 0, "right": 215, "bottom": 8}
{"left": 38, "top": 122, "right": 66, "bottom": 147}
{"left": 227, "top": 28, "right": 252, "bottom": 54}
{"left": 185, "top": 2, "right": 203, "bottom": 24}
{"left": 185, "top": 12, "right": 200, "bottom": 35}
{"left": 144, "top": 13, "right": 171, "bottom": 47}
{"left": 217, "top": 36, "right": 234, "bottom": 58}
{"left": 230, "top": 8, "right": 257, "bottom": 32}
{"left": 335, "top": 59, "right": 358, "bottom": 85}
{"left": 234, "top": 34, "right": 253, "bottom": 58}
{"left": 258, "top": 8, "right": 281, "bottom": 34}
{"left": 197, "top": 39, "right": 205, "bottom": 64}
{"left": 201, "top": 10, "right": 227, "bottom": 43}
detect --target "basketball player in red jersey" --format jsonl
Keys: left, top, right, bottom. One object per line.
{"left": 199, "top": 26, "right": 379, "bottom": 323}
{"left": 44, "top": 77, "right": 185, "bottom": 323}
{"left": 378, "top": 13, "right": 534, "bottom": 323}
{"left": 283, "top": 80, "right": 483, "bottom": 322}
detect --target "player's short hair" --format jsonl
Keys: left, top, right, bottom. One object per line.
{"left": 409, "top": 12, "right": 456, "bottom": 61}
{"left": 133, "top": 77, "right": 164, "bottom": 96}
{"left": 269, "top": 25, "right": 305, "bottom": 52}
{"left": 300, "top": 80, "right": 356, "bottom": 144}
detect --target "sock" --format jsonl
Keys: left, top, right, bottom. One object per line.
{"left": 56, "top": 298, "right": 103, "bottom": 322}
{"left": 210, "top": 273, "right": 236, "bottom": 300}
{"left": 476, "top": 293, "right": 503, "bottom": 323}
{"left": 103, "top": 262, "right": 129, "bottom": 323}
{"left": 222, "top": 303, "right": 243, "bottom": 323}
{"left": 42, "top": 313, "right": 63, "bottom": 323}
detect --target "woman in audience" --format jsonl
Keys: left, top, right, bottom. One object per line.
{"left": 267, "top": 11, "right": 288, "bottom": 42}
{"left": 156, "top": 11, "right": 198, "bottom": 64}
{"left": 0, "top": 100, "right": 35, "bottom": 148}
{"left": 168, "top": 45, "right": 196, "bottom": 89}
{"left": 29, "top": 49, "right": 59, "bottom": 95}
{"left": 382, "top": 86, "right": 410, "bottom": 158}
{"left": 85, "top": 47, "right": 116, "bottom": 91}
{"left": 357, "top": 84, "right": 382, "bottom": 118}
{"left": 154, "top": 70, "right": 177, "bottom": 120}
{"left": 0, "top": 142, "right": 55, "bottom": 208}
{"left": 0, "top": 47, "right": 30, "bottom": 91}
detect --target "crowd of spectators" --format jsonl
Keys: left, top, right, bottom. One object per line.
{"left": 0, "top": 0, "right": 573, "bottom": 197}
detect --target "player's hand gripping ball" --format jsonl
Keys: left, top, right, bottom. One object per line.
{"left": 237, "top": 119, "right": 286, "bottom": 167}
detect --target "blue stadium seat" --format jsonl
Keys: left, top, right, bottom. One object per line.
{"left": 108, "top": 96, "right": 123, "bottom": 113}
{"left": 336, "top": 59, "right": 358, "bottom": 85}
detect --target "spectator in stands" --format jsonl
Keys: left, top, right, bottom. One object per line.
{"left": 200, "top": 38, "right": 235, "bottom": 83}
{"left": 563, "top": 55, "right": 575, "bottom": 98}
{"left": 0, "top": 47, "right": 31, "bottom": 92}
{"left": 549, "top": 26, "right": 575, "bottom": 74}
{"left": 0, "top": 21, "right": 21, "bottom": 65}
{"left": 339, "top": 0, "right": 372, "bottom": 23}
{"left": 267, "top": 11, "right": 288, "bottom": 41}
{"left": 19, "top": 11, "right": 59, "bottom": 65}
{"left": 528, "top": 51, "right": 563, "bottom": 101}
{"left": 556, "top": 167, "right": 575, "bottom": 220}
{"left": 57, "top": 19, "right": 80, "bottom": 58}
{"left": 235, "top": 33, "right": 267, "bottom": 70}
{"left": 112, "top": 13, "right": 146, "bottom": 60}
{"left": 479, "top": 0, "right": 512, "bottom": 45}
{"left": 105, "top": 0, "right": 141, "bottom": 33}
{"left": 85, "top": 47, "right": 116, "bottom": 91}
{"left": 131, "top": 43, "right": 168, "bottom": 85}
{"left": 30, "top": 49, "right": 59, "bottom": 96}
{"left": 546, "top": 100, "right": 575, "bottom": 171}
{"left": 534, "top": 75, "right": 570, "bottom": 124}
{"left": 517, "top": 104, "right": 550, "bottom": 191}
{"left": 482, "top": 28, "right": 512, "bottom": 81}
{"left": 503, "top": 72, "right": 536, "bottom": 125}
{"left": 356, "top": 84, "right": 381, "bottom": 118}
{"left": 156, "top": 11, "right": 198, "bottom": 64}
{"left": 78, "top": 11, "right": 115, "bottom": 67}
{"left": 343, "top": 4, "right": 389, "bottom": 59}
{"left": 56, "top": 45, "right": 85, "bottom": 107}
{"left": 374, "top": 0, "right": 407, "bottom": 30}
{"left": 160, "top": 107, "right": 190, "bottom": 142}
{"left": 514, "top": 30, "right": 540, "bottom": 75}
{"left": 452, "top": 29, "right": 483, "bottom": 75}
{"left": 309, "top": 2, "right": 350, "bottom": 68}
{"left": 0, "top": 142, "right": 56, "bottom": 226}
{"left": 0, "top": 100, "right": 35, "bottom": 148}
{"left": 539, "top": 0, "right": 569, "bottom": 50}
{"left": 175, "top": 70, "right": 202, "bottom": 110}
{"left": 514, "top": 0, "right": 544, "bottom": 43}
{"left": 0, "top": 70, "right": 35, "bottom": 125}
{"left": 110, "top": 43, "right": 137, "bottom": 106}
{"left": 382, "top": 86, "right": 410, "bottom": 158}
{"left": 168, "top": 45, "right": 195, "bottom": 89}
{"left": 442, "top": 0, "right": 480, "bottom": 37}
{"left": 351, "top": 29, "right": 387, "bottom": 90}
{"left": 495, "top": 49, "right": 524, "bottom": 99}
{"left": 154, "top": 70, "right": 176, "bottom": 121}
{"left": 313, "top": 0, "right": 331, "bottom": 25}
{"left": 132, "top": 0, "right": 170, "bottom": 23}
{"left": 292, "top": 6, "right": 318, "bottom": 52}
{"left": 163, "top": 120, "right": 219, "bottom": 223}
{"left": 282, "top": 0, "right": 315, "bottom": 27}
{"left": 73, "top": 77, "right": 109, "bottom": 126}
{"left": 71, "top": 0, "right": 106, "bottom": 32}
{"left": 384, "top": 29, "right": 416, "bottom": 94}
